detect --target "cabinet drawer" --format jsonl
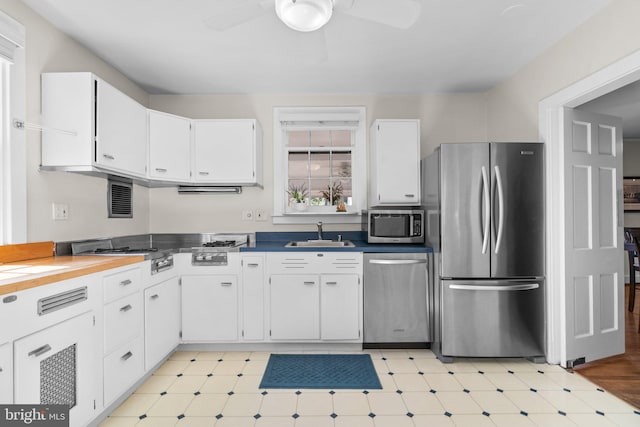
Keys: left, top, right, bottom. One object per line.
{"left": 104, "top": 292, "right": 142, "bottom": 355}
{"left": 104, "top": 267, "right": 142, "bottom": 303}
{"left": 267, "top": 252, "right": 362, "bottom": 275}
{"left": 104, "top": 336, "right": 143, "bottom": 405}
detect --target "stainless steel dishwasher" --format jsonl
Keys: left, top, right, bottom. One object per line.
{"left": 363, "top": 252, "right": 430, "bottom": 346}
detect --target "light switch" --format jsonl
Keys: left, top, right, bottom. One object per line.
{"left": 52, "top": 203, "right": 69, "bottom": 220}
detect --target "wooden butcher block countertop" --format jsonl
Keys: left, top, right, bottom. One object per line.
{"left": 0, "top": 241, "right": 144, "bottom": 296}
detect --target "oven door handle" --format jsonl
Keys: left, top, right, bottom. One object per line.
{"left": 368, "top": 259, "right": 427, "bottom": 265}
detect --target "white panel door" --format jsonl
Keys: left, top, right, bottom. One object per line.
{"left": 270, "top": 275, "right": 320, "bottom": 340}
{"left": 320, "top": 274, "right": 360, "bottom": 340}
{"left": 563, "top": 108, "right": 624, "bottom": 367}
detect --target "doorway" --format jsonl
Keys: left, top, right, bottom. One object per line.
{"left": 539, "top": 49, "right": 640, "bottom": 366}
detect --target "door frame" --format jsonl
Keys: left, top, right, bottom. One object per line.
{"left": 539, "top": 49, "right": 640, "bottom": 365}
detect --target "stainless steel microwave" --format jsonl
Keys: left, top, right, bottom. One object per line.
{"left": 363, "top": 209, "right": 425, "bottom": 243}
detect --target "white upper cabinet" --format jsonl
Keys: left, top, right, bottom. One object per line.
{"left": 41, "top": 72, "right": 148, "bottom": 179}
{"left": 148, "top": 110, "right": 191, "bottom": 182}
{"left": 193, "top": 119, "right": 263, "bottom": 186}
{"left": 369, "top": 119, "right": 421, "bottom": 206}
{"left": 97, "top": 80, "right": 147, "bottom": 176}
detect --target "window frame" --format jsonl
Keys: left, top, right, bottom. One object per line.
{"left": 0, "top": 11, "right": 26, "bottom": 244}
{"left": 272, "top": 106, "right": 367, "bottom": 224}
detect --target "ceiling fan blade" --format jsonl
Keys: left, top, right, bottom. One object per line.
{"left": 203, "top": 0, "right": 271, "bottom": 31}
{"left": 339, "top": 0, "right": 421, "bottom": 29}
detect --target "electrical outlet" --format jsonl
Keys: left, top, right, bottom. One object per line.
{"left": 242, "top": 209, "right": 254, "bottom": 221}
{"left": 52, "top": 203, "right": 69, "bottom": 220}
{"left": 255, "top": 209, "right": 267, "bottom": 221}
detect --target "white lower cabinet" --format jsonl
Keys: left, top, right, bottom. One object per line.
{"left": 14, "top": 311, "right": 98, "bottom": 427}
{"left": 182, "top": 275, "right": 238, "bottom": 341}
{"left": 102, "top": 266, "right": 144, "bottom": 407}
{"left": 103, "top": 337, "right": 144, "bottom": 405}
{"left": 0, "top": 342, "right": 12, "bottom": 403}
{"left": 321, "top": 274, "right": 360, "bottom": 340}
{"left": 144, "top": 276, "right": 180, "bottom": 370}
{"left": 241, "top": 255, "right": 265, "bottom": 341}
{"left": 266, "top": 252, "right": 363, "bottom": 342}
{"left": 270, "top": 275, "right": 320, "bottom": 340}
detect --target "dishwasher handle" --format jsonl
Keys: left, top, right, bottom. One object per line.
{"left": 368, "top": 259, "right": 427, "bottom": 265}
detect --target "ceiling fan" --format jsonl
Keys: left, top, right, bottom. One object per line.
{"left": 204, "top": 0, "right": 422, "bottom": 32}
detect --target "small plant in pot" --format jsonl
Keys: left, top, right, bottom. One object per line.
{"left": 287, "top": 183, "right": 308, "bottom": 211}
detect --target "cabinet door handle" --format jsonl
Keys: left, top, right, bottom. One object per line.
{"left": 303, "top": 281, "right": 315, "bottom": 285}
{"left": 155, "top": 168, "right": 167, "bottom": 173}
{"left": 220, "top": 282, "right": 233, "bottom": 286}
{"left": 0, "top": 367, "right": 3, "bottom": 372}
{"left": 120, "top": 279, "right": 132, "bottom": 286}
{"left": 28, "top": 344, "right": 52, "bottom": 358}
{"left": 198, "top": 171, "right": 209, "bottom": 176}
{"left": 150, "top": 294, "right": 159, "bottom": 300}
{"left": 102, "top": 153, "right": 115, "bottom": 160}
{"left": 247, "top": 263, "right": 259, "bottom": 267}
{"left": 325, "top": 281, "right": 338, "bottom": 285}
{"left": 121, "top": 351, "right": 133, "bottom": 361}
{"left": 120, "top": 304, "right": 133, "bottom": 312}
{"left": 404, "top": 194, "right": 415, "bottom": 198}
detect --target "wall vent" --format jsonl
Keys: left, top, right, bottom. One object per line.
{"left": 38, "top": 286, "right": 87, "bottom": 316}
{"left": 108, "top": 176, "right": 133, "bottom": 218}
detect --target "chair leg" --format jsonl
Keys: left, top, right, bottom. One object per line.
{"left": 630, "top": 283, "right": 636, "bottom": 312}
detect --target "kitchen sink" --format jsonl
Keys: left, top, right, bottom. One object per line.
{"left": 285, "top": 240, "right": 355, "bottom": 248}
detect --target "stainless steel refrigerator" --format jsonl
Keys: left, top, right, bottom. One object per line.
{"left": 422, "top": 142, "right": 545, "bottom": 362}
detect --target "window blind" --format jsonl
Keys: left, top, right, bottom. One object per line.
{"left": 0, "top": 10, "right": 24, "bottom": 63}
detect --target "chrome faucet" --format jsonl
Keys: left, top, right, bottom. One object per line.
{"left": 316, "top": 221, "right": 324, "bottom": 240}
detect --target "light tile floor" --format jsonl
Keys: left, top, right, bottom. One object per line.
{"left": 100, "top": 350, "right": 640, "bottom": 427}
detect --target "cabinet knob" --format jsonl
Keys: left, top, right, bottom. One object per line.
{"left": 325, "top": 281, "right": 338, "bottom": 285}
{"left": 198, "top": 171, "right": 210, "bottom": 176}
{"left": 150, "top": 294, "right": 160, "bottom": 300}
{"left": 303, "top": 281, "right": 315, "bottom": 285}
{"left": 121, "top": 351, "right": 133, "bottom": 361}
{"left": 120, "top": 304, "right": 133, "bottom": 312}
{"left": 103, "top": 153, "right": 115, "bottom": 160}
{"left": 155, "top": 168, "right": 167, "bottom": 173}
{"left": 404, "top": 194, "right": 415, "bottom": 198}
{"left": 120, "top": 279, "right": 132, "bottom": 286}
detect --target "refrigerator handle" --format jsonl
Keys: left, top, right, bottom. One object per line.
{"left": 481, "top": 166, "right": 490, "bottom": 254}
{"left": 449, "top": 283, "right": 539, "bottom": 291}
{"left": 494, "top": 165, "right": 505, "bottom": 254}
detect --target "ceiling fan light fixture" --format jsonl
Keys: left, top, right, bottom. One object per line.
{"left": 275, "top": 0, "right": 333, "bottom": 32}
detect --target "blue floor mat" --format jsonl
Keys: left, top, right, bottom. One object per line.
{"left": 259, "top": 354, "right": 383, "bottom": 390}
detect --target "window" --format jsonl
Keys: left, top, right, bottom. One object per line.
{"left": 0, "top": 11, "right": 25, "bottom": 244}
{"left": 273, "top": 107, "right": 366, "bottom": 224}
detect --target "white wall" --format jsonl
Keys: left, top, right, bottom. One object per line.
{"left": 487, "top": 0, "right": 640, "bottom": 141}
{"left": 0, "top": 0, "right": 150, "bottom": 242}
{"left": 147, "top": 93, "right": 488, "bottom": 233}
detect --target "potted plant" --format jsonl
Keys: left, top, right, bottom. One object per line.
{"left": 287, "top": 183, "right": 308, "bottom": 211}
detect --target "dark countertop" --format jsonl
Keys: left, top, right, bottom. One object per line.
{"left": 241, "top": 232, "right": 432, "bottom": 253}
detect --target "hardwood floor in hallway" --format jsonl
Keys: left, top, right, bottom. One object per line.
{"left": 573, "top": 284, "right": 640, "bottom": 409}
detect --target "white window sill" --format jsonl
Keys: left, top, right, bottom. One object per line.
{"left": 272, "top": 211, "right": 361, "bottom": 225}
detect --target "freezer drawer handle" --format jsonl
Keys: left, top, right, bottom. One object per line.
{"left": 28, "top": 344, "right": 52, "bottom": 358}
{"left": 449, "top": 283, "right": 539, "bottom": 291}
{"left": 369, "top": 259, "right": 427, "bottom": 265}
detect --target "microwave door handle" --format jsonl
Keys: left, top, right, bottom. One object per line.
{"left": 409, "top": 214, "right": 414, "bottom": 237}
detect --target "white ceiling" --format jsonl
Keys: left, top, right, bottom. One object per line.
{"left": 22, "top": 0, "right": 610, "bottom": 95}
